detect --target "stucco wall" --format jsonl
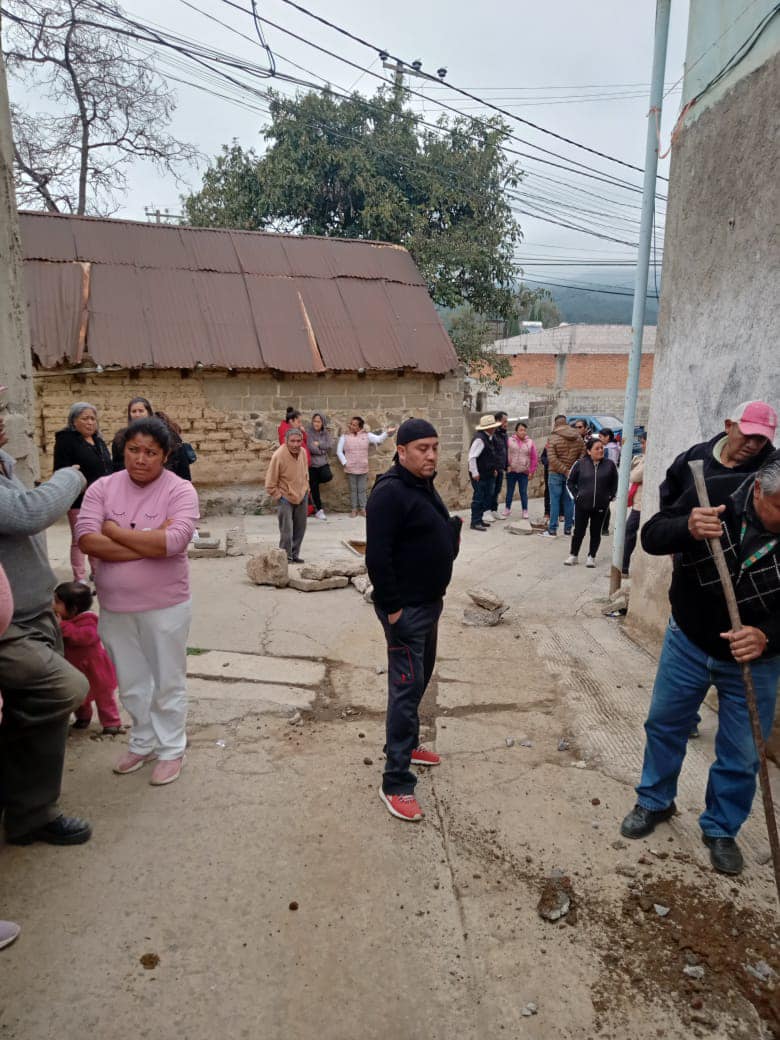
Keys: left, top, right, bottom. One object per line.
{"left": 626, "top": 49, "right": 780, "bottom": 651}
{"left": 35, "top": 368, "right": 468, "bottom": 514}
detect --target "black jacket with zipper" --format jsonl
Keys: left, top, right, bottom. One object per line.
{"left": 366, "top": 462, "right": 461, "bottom": 613}
{"left": 642, "top": 473, "right": 780, "bottom": 660}
{"left": 566, "top": 455, "right": 618, "bottom": 512}
{"left": 53, "top": 428, "right": 112, "bottom": 509}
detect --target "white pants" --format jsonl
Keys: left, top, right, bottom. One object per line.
{"left": 99, "top": 600, "right": 192, "bottom": 760}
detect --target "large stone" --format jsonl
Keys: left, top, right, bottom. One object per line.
{"left": 363, "top": 584, "right": 374, "bottom": 604}
{"left": 462, "top": 605, "right": 509, "bottom": 627}
{"left": 506, "top": 520, "right": 534, "bottom": 535}
{"left": 225, "top": 527, "right": 249, "bottom": 556}
{"left": 300, "top": 559, "right": 367, "bottom": 580}
{"left": 288, "top": 575, "right": 349, "bottom": 592}
{"left": 466, "top": 586, "right": 505, "bottom": 611}
{"left": 246, "top": 549, "right": 289, "bottom": 587}
{"left": 195, "top": 537, "right": 221, "bottom": 549}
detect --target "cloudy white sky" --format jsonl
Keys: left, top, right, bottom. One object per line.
{"left": 9, "top": 0, "right": 697, "bottom": 284}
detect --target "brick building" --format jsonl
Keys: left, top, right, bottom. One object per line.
{"left": 22, "top": 212, "right": 466, "bottom": 513}
{"left": 487, "top": 323, "right": 656, "bottom": 423}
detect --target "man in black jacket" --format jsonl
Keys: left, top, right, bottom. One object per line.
{"left": 620, "top": 452, "right": 780, "bottom": 875}
{"left": 489, "top": 411, "right": 509, "bottom": 519}
{"left": 366, "top": 419, "right": 461, "bottom": 822}
{"left": 659, "top": 400, "right": 776, "bottom": 508}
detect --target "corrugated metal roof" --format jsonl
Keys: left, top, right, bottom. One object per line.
{"left": 20, "top": 211, "right": 457, "bottom": 374}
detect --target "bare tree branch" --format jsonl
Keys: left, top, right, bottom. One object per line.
{"left": 1, "top": 0, "right": 200, "bottom": 215}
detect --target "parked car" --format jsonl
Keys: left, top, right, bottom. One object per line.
{"left": 567, "top": 414, "right": 645, "bottom": 456}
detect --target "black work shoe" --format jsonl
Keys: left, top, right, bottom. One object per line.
{"left": 470, "top": 523, "right": 488, "bottom": 531}
{"left": 702, "top": 835, "right": 743, "bottom": 875}
{"left": 620, "top": 802, "right": 677, "bottom": 839}
{"left": 7, "top": 814, "right": 92, "bottom": 846}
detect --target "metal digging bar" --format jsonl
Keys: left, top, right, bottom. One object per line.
{"left": 689, "top": 459, "right": 780, "bottom": 904}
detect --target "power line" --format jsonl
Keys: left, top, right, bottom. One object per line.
{"left": 520, "top": 275, "right": 659, "bottom": 299}
{"left": 270, "top": 0, "right": 669, "bottom": 180}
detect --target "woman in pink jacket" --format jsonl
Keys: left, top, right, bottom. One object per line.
{"left": 502, "top": 422, "right": 538, "bottom": 519}
{"left": 77, "top": 417, "right": 199, "bottom": 787}
{"left": 0, "top": 564, "right": 21, "bottom": 950}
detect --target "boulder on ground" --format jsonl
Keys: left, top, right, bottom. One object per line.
{"left": 351, "top": 573, "right": 372, "bottom": 594}
{"left": 225, "top": 527, "right": 249, "bottom": 556}
{"left": 466, "top": 586, "right": 505, "bottom": 611}
{"left": 246, "top": 549, "right": 289, "bottom": 587}
{"left": 462, "top": 605, "right": 509, "bottom": 627}
{"left": 363, "top": 583, "right": 374, "bottom": 604}
{"left": 300, "top": 559, "right": 367, "bottom": 580}
{"left": 506, "top": 520, "right": 534, "bottom": 535}
{"left": 288, "top": 575, "right": 349, "bottom": 592}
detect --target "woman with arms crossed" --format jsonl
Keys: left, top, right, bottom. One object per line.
{"left": 77, "top": 417, "right": 199, "bottom": 786}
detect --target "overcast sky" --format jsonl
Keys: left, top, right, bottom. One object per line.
{"left": 9, "top": 0, "right": 694, "bottom": 282}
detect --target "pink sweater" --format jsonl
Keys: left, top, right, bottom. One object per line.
{"left": 76, "top": 470, "right": 199, "bottom": 613}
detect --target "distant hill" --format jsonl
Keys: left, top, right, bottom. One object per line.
{"left": 523, "top": 267, "right": 660, "bottom": 325}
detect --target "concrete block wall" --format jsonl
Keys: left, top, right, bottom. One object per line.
{"left": 35, "top": 368, "right": 468, "bottom": 514}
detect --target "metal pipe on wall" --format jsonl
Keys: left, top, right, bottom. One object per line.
{"left": 610, "top": 0, "right": 672, "bottom": 593}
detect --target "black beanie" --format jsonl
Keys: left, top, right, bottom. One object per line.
{"left": 396, "top": 418, "right": 438, "bottom": 446}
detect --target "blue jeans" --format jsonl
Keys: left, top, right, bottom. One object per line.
{"left": 636, "top": 618, "right": 780, "bottom": 838}
{"left": 505, "top": 472, "right": 529, "bottom": 510}
{"left": 547, "top": 472, "right": 573, "bottom": 534}
{"left": 470, "top": 475, "right": 494, "bottom": 526}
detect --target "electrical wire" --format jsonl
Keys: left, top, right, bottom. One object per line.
{"left": 270, "top": 0, "right": 668, "bottom": 180}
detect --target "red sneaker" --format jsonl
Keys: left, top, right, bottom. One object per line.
{"left": 379, "top": 789, "right": 424, "bottom": 822}
{"left": 411, "top": 745, "right": 440, "bottom": 767}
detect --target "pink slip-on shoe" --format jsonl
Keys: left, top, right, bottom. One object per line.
{"left": 411, "top": 745, "right": 441, "bottom": 767}
{"left": 0, "top": 921, "right": 21, "bottom": 950}
{"left": 150, "top": 757, "right": 184, "bottom": 786}
{"left": 113, "top": 751, "right": 156, "bottom": 775}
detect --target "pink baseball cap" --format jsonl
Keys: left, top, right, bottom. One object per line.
{"left": 729, "top": 401, "right": 777, "bottom": 441}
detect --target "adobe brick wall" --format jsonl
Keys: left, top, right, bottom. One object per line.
{"left": 35, "top": 368, "right": 469, "bottom": 515}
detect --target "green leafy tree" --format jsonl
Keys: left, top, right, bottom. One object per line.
{"left": 447, "top": 308, "right": 511, "bottom": 394}
{"left": 183, "top": 88, "right": 522, "bottom": 320}
{"left": 505, "top": 285, "right": 562, "bottom": 334}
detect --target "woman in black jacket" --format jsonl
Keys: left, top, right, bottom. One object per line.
{"left": 564, "top": 438, "right": 618, "bottom": 568}
{"left": 53, "top": 401, "right": 113, "bottom": 583}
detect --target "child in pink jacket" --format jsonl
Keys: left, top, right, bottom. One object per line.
{"left": 54, "top": 581, "right": 123, "bottom": 734}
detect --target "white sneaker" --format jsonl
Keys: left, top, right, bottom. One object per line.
{"left": 482, "top": 512, "right": 495, "bottom": 524}
{"left": 500, "top": 507, "right": 511, "bottom": 518}
{"left": 586, "top": 555, "right": 596, "bottom": 568}
{"left": 564, "top": 554, "right": 578, "bottom": 566}
{"left": 315, "top": 509, "right": 327, "bottom": 520}
{"left": 491, "top": 510, "right": 503, "bottom": 521}
{"left": 541, "top": 530, "right": 556, "bottom": 538}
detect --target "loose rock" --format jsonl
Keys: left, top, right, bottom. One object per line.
{"left": 537, "top": 875, "right": 574, "bottom": 922}
{"left": 466, "top": 586, "right": 505, "bottom": 610}
{"left": 505, "top": 737, "right": 515, "bottom": 747}
{"left": 225, "top": 527, "right": 249, "bottom": 556}
{"left": 246, "top": 549, "right": 290, "bottom": 587}
{"left": 557, "top": 738, "right": 570, "bottom": 751}
{"left": 462, "top": 605, "right": 508, "bottom": 627}
{"left": 351, "top": 573, "right": 372, "bottom": 595}
{"left": 301, "top": 559, "right": 366, "bottom": 580}
{"left": 288, "top": 575, "right": 349, "bottom": 592}
{"left": 683, "top": 965, "right": 705, "bottom": 979}
{"left": 654, "top": 904, "right": 670, "bottom": 917}
{"left": 506, "top": 520, "right": 534, "bottom": 535}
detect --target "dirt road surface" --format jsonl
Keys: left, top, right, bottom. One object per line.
{"left": 2, "top": 510, "right": 779, "bottom": 1039}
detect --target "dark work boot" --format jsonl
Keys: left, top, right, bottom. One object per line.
{"left": 620, "top": 802, "right": 677, "bottom": 839}
{"left": 702, "top": 835, "right": 743, "bottom": 875}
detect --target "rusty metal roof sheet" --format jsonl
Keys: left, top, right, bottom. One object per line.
{"left": 20, "top": 212, "right": 457, "bottom": 374}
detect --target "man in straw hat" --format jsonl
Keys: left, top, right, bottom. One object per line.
{"left": 468, "top": 414, "right": 501, "bottom": 532}
{"left": 366, "top": 419, "right": 462, "bottom": 822}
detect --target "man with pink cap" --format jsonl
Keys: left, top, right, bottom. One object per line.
{"left": 659, "top": 400, "right": 777, "bottom": 509}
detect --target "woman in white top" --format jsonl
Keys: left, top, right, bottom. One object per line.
{"left": 336, "top": 416, "right": 397, "bottom": 517}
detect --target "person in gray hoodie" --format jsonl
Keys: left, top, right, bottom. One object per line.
{"left": 306, "top": 411, "right": 334, "bottom": 520}
{"left": 0, "top": 417, "right": 93, "bottom": 846}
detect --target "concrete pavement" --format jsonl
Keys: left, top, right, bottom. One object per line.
{"left": 1, "top": 507, "right": 778, "bottom": 1039}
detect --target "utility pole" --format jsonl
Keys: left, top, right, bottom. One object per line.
{"left": 610, "top": 0, "right": 671, "bottom": 594}
{"left": 0, "top": 45, "right": 38, "bottom": 483}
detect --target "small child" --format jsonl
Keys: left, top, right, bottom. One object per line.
{"left": 54, "top": 581, "right": 123, "bottom": 735}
